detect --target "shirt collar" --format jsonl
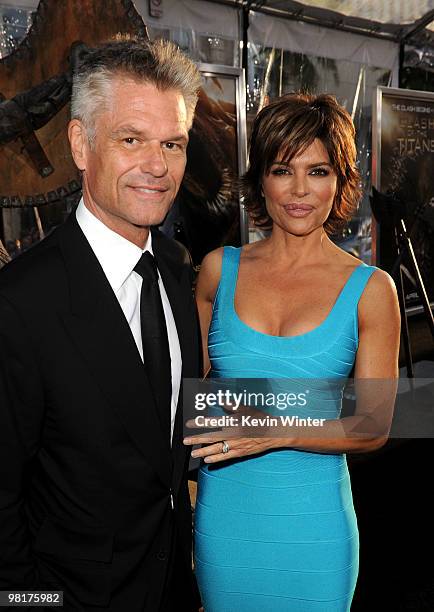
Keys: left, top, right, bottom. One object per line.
{"left": 75, "top": 198, "right": 153, "bottom": 292}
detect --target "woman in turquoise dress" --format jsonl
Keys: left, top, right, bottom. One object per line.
{"left": 184, "top": 93, "right": 400, "bottom": 611}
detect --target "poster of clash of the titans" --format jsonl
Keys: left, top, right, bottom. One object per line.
{"left": 374, "top": 87, "right": 434, "bottom": 307}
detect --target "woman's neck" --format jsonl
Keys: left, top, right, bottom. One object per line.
{"left": 260, "top": 225, "right": 337, "bottom": 270}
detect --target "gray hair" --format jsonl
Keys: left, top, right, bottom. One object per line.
{"left": 71, "top": 38, "right": 201, "bottom": 145}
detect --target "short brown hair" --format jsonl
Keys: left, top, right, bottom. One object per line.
{"left": 242, "top": 93, "right": 362, "bottom": 234}
{"left": 71, "top": 38, "right": 202, "bottom": 144}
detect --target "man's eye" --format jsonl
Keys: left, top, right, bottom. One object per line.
{"left": 164, "top": 142, "right": 181, "bottom": 150}
{"left": 124, "top": 137, "right": 137, "bottom": 145}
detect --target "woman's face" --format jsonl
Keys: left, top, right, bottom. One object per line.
{"left": 261, "top": 138, "right": 338, "bottom": 237}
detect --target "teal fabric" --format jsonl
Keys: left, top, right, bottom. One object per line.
{"left": 194, "top": 246, "right": 377, "bottom": 611}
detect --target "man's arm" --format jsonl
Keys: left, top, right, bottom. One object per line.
{"left": 0, "top": 295, "right": 45, "bottom": 587}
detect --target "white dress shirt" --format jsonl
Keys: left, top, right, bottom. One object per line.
{"left": 76, "top": 199, "right": 182, "bottom": 447}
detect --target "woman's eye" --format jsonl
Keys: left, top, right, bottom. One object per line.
{"left": 310, "top": 167, "right": 329, "bottom": 176}
{"left": 270, "top": 166, "right": 330, "bottom": 176}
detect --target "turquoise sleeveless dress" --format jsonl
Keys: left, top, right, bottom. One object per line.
{"left": 194, "top": 246, "right": 377, "bottom": 612}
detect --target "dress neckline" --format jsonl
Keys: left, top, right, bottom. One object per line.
{"left": 230, "top": 246, "right": 366, "bottom": 341}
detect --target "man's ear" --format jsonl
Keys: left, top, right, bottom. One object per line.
{"left": 68, "top": 119, "right": 89, "bottom": 171}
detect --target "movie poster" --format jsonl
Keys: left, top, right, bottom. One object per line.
{"left": 373, "top": 87, "right": 434, "bottom": 306}
{"left": 161, "top": 64, "right": 247, "bottom": 267}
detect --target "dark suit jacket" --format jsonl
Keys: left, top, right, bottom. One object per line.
{"left": 0, "top": 212, "right": 200, "bottom": 611}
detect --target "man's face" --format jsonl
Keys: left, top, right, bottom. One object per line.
{"left": 69, "top": 78, "right": 189, "bottom": 245}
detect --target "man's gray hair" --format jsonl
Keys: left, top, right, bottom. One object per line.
{"left": 71, "top": 38, "right": 202, "bottom": 145}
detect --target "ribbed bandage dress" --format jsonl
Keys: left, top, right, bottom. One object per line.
{"left": 194, "top": 246, "right": 376, "bottom": 612}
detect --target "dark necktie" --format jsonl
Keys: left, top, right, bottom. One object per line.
{"left": 134, "top": 251, "right": 172, "bottom": 440}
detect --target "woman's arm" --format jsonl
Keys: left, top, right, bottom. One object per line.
{"left": 277, "top": 268, "right": 401, "bottom": 454}
{"left": 185, "top": 269, "right": 401, "bottom": 461}
{"left": 195, "top": 248, "right": 223, "bottom": 378}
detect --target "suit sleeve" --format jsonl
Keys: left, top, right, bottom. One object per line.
{"left": 0, "top": 295, "right": 45, "bottom": 588}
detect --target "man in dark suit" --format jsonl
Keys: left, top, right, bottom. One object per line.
{"left": 0, "top": 39, "right": 202, "bottom": 611}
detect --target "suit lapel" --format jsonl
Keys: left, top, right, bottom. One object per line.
{"left": 152, "top": 230, "right": 199, "bottom": 496}
{"left": 58, "top": 215, "right": 171, "bottom": 487}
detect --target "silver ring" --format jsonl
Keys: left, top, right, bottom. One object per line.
{"left": 222, "top": 440, "right": 230, "bottom": 454}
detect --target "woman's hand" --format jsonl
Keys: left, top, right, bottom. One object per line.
{"left": 184, "top": 432, "right": 280, "bottom": 463}
{"left": 184, "top": 401, "right": 290, "bottom": 463}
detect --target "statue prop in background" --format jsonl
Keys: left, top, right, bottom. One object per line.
{"left": 0, "top": 0, "right": 147, "bottom": 253}
{"left": 0, "top": 0, "right": 241, "bottom": 266}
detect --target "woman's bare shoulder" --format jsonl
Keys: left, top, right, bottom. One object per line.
{"left": 329, "top": 238, "right": 399, "bottom": 313}
{"left": 362, "top": 266, "right": 397, "bottom": 296}
{"left": 199, "top": 246, "right": 225, "bottom": 274}
{"left": 328, "top": 245, "right": 397, "bottom": 307}
{"left": 359, "top": 267, "right": 400, "bottom": 326}
{"left": 196, "top": 247, "right": 225, "bottom": 302}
